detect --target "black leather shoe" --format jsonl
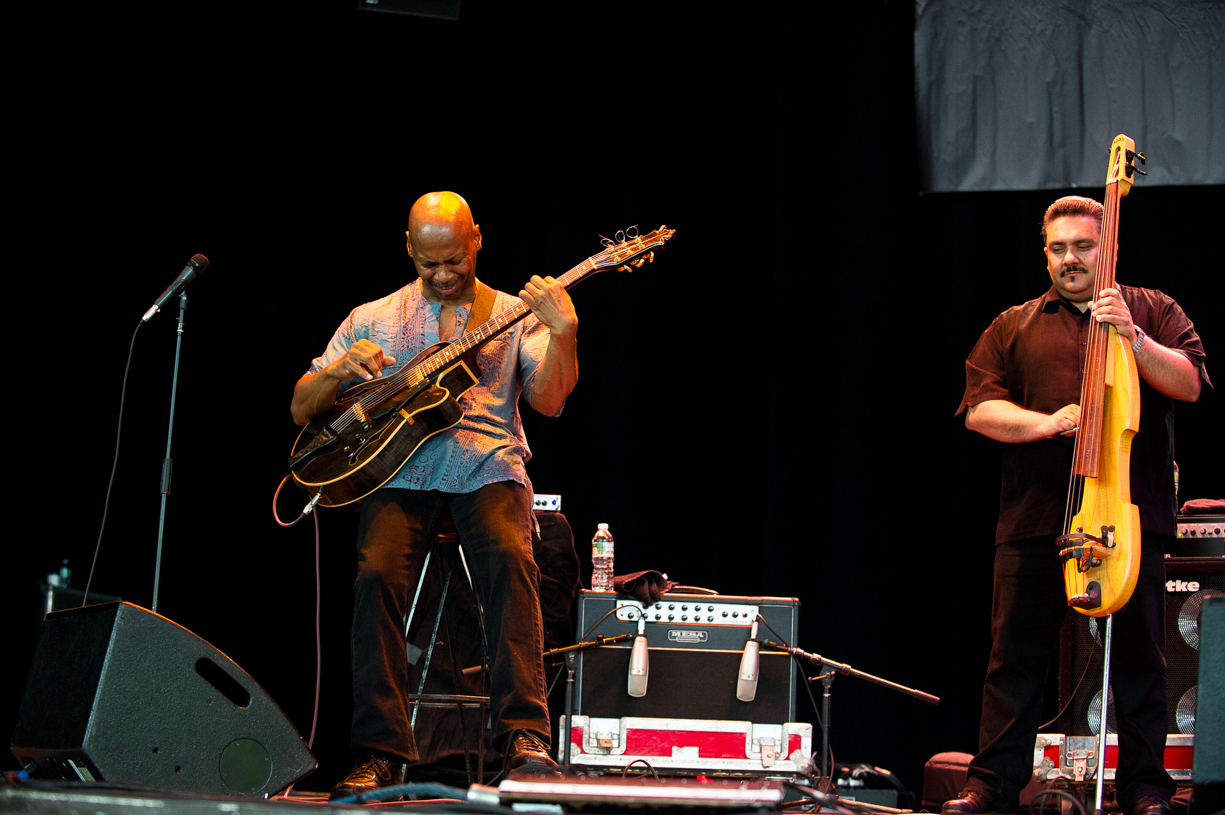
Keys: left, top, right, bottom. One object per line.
{"left": 942, "top": 790, "right": 999, "bottom": 814}
{"left": 329, "top": 754, "right": 405, "bottom": 802}
{"left": 505, "top": 731, "right": 561, "bottom": 776}
{"left": 1131, "top": 796, "right": 1172, "bottom": 815}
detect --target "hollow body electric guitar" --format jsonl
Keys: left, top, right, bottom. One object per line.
{"left": 1056, "top": 135, "right": 1146, "bottom": 616}
{"left": 289, "top": 227, "right": 675, "bottom": 508}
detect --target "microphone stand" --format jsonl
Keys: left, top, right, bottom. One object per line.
{"left": 544, "top": 633, "right": 633, "bottom": 766}
{"left": 152, "top": 290, "right": 188, "bottom": 613}
{"left": 762, "top": 640, "right": 939, "bottom": 799}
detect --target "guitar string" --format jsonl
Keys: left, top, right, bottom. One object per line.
{"left": 314, "top": 230, "right": 668, "bottom": 440}
{"left": 329, "top": 258, "right": 593, "bottom": 432}
{"left": 323, "top": 244, "right": 632, "bottom": 436}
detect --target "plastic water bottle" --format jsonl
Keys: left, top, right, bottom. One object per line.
{"left": 591, "top": 523, "right": 615, "bottom": 592}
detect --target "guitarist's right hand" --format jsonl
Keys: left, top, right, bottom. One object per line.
{"left": 291, "top": 340, "right": 397, "bottom": 426}
{"left": 334, "top": 339, "right": 397, "bottom": 382}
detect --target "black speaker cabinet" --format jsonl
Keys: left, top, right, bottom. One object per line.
{"left": 10, "top": 602, "right": 316, "bottom": 795}
{"left": 574, "top": 591, "right": 800, "bottom": 723}
{"left": 1059, "top": 558, "right": 1225, "bottom": 736}
{"left": 1193, "top": 592, "right": 1223, "bottom": 793}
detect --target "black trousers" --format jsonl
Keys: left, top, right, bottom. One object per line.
{"left": 349, "top": 482, "right": 550, "bottom": 764}
{"left": 964, "top": 534, "right": 1176, "bottom": 811}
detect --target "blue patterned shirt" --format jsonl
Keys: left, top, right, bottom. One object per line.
{"left": 307, "top": 279, "right": 556, "bottom": 494}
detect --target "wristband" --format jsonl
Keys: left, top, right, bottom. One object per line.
{"left": 1131, "top": 326, "right": 1147, "bottom": 353}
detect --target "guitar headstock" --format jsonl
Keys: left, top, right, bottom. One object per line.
{"left": 592, "top": 225, "right": 676, "bottom": 272}
{"left": 1106, "top": 133, "right": 1146, "bottom": 197}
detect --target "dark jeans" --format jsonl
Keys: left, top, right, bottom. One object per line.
{"left": 964, "top": 534, "right": 1177, "bottom": 811}
{"left": 349, "top": 482, "right": 550, "bottom": 764}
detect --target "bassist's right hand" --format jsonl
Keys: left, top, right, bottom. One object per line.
{"left": 330, "top": 339, "right": 397, "bottom": 382}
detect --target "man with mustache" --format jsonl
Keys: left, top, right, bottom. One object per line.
{"left": 292, "top": 191, "right": 578, "bottom": 799}
{"left": 948, "top": 196, "right": 1210, "bottom": 815}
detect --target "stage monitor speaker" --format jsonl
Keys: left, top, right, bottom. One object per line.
{"left": 10, "top": 602, "right": 316, "bottom": 796}
{"left": 1059, "top": 558, "right": 1225, "bottom": 736}
{"left": 575, "top": 591, "right": 799, "bottom": 723}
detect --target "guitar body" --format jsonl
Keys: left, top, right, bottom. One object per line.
{"left": 290, "top": 343, "right": 482, "bottom": 507}
{"left": 1062, "top": 325, "right": 1142, "bottom": 616}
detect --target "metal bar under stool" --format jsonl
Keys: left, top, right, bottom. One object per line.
{"left": 403, "top": 523, "right": 491, "bottom": 785}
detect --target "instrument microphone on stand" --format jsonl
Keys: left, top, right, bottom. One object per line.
{"left": 628, "top": 615, "right": 648, "bottom": 697}
{"left": 736, "top": 620, "right": 760, "bottom": 702}
{"left": 142, "top": 254, "right": 209, "bottom": 322}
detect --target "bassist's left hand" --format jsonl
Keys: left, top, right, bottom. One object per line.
{"left": 520, "top": 275, "right": 578, "bottom": 338}
{"left": 1089, "top": 287, "right": 1136, "bottom": 342}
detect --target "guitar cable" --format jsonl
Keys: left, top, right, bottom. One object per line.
{"left": 270, "top": 475, "right": 323, "bottom": 751}
{"left": 272, "top": 475, "right": 323, "bottom": 527}
{"left": 85, "top": 318, "right": 323, "bottom": 760}
{"left": 81, "top": 320, "right": 144, "bottom": 608}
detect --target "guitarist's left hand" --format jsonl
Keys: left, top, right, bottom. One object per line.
{"left": 520, "top": 275, "right": 578, "bottom": 339}
{"left": 521, "top": 275, "right": 579, "bottom": 416}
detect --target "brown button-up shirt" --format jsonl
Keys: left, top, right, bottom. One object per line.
{"left": 957, "top": 285, "right": 1210, "bottom": 544}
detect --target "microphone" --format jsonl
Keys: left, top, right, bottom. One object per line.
{"left": 628, "top": 616, "right": 648, "bottom": 697}
{"left": 736, "top": 620, "right": 760, "bottom": 702}
{"left": 142, "top": 254, "right": 209, "bottom": 322}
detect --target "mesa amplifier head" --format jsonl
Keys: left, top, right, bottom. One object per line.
{"left": 574, "top": 592, "right": 800, "bottom": 723}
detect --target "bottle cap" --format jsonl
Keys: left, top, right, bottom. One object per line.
{"left": 598, "top": 523, "right": 609, "bottom": 530}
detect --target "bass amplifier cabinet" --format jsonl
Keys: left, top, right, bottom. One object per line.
{"left": 1059, "top": 557, "right": 1225, "bottom": 736}
{"left": 575, "top": 591, "right": 800, "bottom": 723}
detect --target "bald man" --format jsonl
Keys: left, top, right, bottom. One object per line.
{"left": 293, "top": 192, "right": 577, "bottom": 799}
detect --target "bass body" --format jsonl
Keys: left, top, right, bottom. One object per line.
{"left": 1057, "top": 135, "right": 1144, "bottom": 616}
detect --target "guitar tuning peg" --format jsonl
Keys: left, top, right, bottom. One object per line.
{"left": 617, "top": 265, "right": 631, "bottom": 273}
{"left": 1128, "top": 149, "right": 1146, "bottom": 165}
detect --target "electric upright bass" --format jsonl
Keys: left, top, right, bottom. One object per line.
{"left": 1056, "top": 134, "right": 1146, "bottom": 616}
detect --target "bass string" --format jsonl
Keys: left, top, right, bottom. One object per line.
{"left": 1062, "top": 178, "right": 1124, "bottom": 596}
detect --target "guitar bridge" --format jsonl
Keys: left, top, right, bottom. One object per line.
{"left": 353, "top": 403, "right": 372, "bottom": 432}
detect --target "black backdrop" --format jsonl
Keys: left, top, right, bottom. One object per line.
{"left": 4, "top": 2, "right": 1221, "bottom": 798}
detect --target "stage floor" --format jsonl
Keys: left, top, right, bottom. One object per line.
{"left": 0, "top": 775, "right": 816, "bottom": 815}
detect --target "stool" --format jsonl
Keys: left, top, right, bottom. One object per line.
{"left": 403, "top": 520, "right": 491, "bottom": 785}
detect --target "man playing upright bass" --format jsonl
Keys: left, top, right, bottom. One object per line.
{"left": 291, "top": 191, "right": 578, "bottom": 799}
{"left": 949, "top": 196, "right": 1210, "bottom": 815}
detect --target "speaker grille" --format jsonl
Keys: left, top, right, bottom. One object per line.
{"left": 1059, "top": 558, "right": 1225, "bottom": 737}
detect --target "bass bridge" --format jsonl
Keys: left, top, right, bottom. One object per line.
{"left": 1056, "top": 525, "right": 1117, "bottom": 573}
{"left": 1057, "top": 525, "right": 1117, "bottom": 610}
